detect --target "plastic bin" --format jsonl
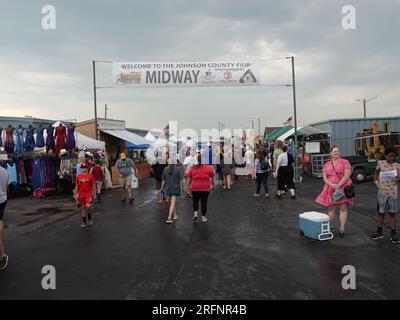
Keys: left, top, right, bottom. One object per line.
{"left": 299, "top": 211, "right": 333, "bottom": 241}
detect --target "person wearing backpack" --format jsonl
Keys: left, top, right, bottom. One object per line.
{"left": 252, "top": 153, "right": 270, "bottom": 197}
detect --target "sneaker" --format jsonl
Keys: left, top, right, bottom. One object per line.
{"left": 0, "top": 255, "right": 9, "bottom": 271}
{"left": 202, "top": 216, "right": 208, "bottom": 223}
{"left": 275, "top": 194, "right": 282, "bottom": 200}
{"left": 193, "top": 216, "right": 198, "bottom": 224}
{"left": 80, "top": 223, "right": 87, "bottom": 228}
{"left": 265, "top": 193, "right": 270, "bottom": 198}
{"left": 291, "top": 195, "right": 296, "bottom": 200}
{"left": 166, "top": 219, "right": 173, "bottom": 224}
{"left": 87, "top": 220, "right": 93, "bottom": 227}
{"left": 390, "top": 235, "right": 400, "bottom": 244}
{"left": 339, "top": 229, "right": 345, "bottom": 238}
{"left": 129, "top": 198, "right": 134, "bottom": 204}
{"left": 371, "top": 232, "right": 383, "bottom": 240}
{"left": 187, "top": 193, "right": 192, "bottom": 198}
{"left": 223, "top": 186, "right": 226, "bottom": 189}
{"left": 253, "top": 193, "right": 260, "bottom": 197}
{"left": 173, "top": 216, "right": 179, "bottom": 221}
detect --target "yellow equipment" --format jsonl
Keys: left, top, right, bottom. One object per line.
{"left": 356, "top": 121, "right": 400, "bottom": 159}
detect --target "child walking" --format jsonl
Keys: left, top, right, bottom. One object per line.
{"left": 75, "top": 162, "right": 96, "bottom": 228}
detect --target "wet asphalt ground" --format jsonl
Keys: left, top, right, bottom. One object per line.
{"left": 0, "top": 175, "right": 399, "bottom": 300}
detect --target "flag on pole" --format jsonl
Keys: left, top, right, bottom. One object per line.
{"left": 283, "top": 116, "right": 293, "bottom": 125}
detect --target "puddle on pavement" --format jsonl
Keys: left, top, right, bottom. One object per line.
{"left": 24, "top": 207, "right": 63, "bottom": 216}
{"left": 10, "top": 207, "right": 76, "bottom": 227}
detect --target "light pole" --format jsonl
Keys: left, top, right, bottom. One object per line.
{"left": 248, "top": 117, "right": 261, "bottom": 136}
{"left": 92, "top": 60, "right": 113, "bottom": 140}
{"left": 286, "top": 56, "right": 299, "bottom": 183}
{"left": 356, "top": 97, "right": 378, "bottom": 119}
{"left": 93, "top": 60, "right": 98, "bottom": 140}
{"left": 105, "top": 104, "right": 109, "bottom": 119}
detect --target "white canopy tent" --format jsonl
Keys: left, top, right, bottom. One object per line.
{"left": 276, "top": 125, "right": 325, "bottom": 142}
{"left": 101, "top": 129, "right": 149, "bottom": 147}
{"left": 75, "top": 132, "right": 105, "bottom": 149}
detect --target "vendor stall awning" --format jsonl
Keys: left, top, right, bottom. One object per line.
{"left": 102, "top": 129, "right": 150, "bottom": 149}
{"left": 76, "top": 132, "right": 105, "bottom": 149}
{"left": 268, "top": 126, "right": 293, "bottom": 141}
{"left": 276, "top": 125, "right": 325, "bottom": 141}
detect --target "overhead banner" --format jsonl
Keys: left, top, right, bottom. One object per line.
{"left": 112, "top": 61, "right": 260, "bottom": 87}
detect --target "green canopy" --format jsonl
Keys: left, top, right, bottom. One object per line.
{"left": 267, "top": 126, "right": 294, "bottom": 141}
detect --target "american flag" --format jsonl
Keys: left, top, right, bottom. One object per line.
{"left": 283, "top": 116, "right": 293, "bottom": 125}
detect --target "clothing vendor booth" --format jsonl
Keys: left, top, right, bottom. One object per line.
{"left": 0, "top": 120, "right": 106, "bottom": 197}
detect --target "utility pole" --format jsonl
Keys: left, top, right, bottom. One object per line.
{"left": 105, "top": 104, "right": 109, "bottom": 119}
{"left": 363, "top": 99, "right": 366, "bottom": 119}
{"left": 356, "top": 97, "right": 377, "bottom": 119}
{"left": 287, "top": 56, "right": 298, "bottom": 183}
{"left": 92, "top": 60, "right": 98, "bottom": 140}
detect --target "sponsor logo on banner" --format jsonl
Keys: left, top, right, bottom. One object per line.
{"left": 224, "top": 71, "right": 232, "bottom": 80}
{"left": 239, "top": 69, "right": 257, "bottom": 83}
{"left": 112, "top": 61, "right": 260, "bottom": 87}
{"left": 116, "top": 72, "right": 141, "bottom": 85}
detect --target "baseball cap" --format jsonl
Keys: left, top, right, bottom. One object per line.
{"left": 80, "top": 162, "right": 88, "bottom": 169}
{"left": 120, "top": 153, "right": 127, "bottom": 159}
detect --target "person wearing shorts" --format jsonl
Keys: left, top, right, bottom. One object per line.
{"left": 116, "top": 153, "right": 137, "bottom": 204}
{"left": 75, "top": 162, "right": 96, "bottom": 228}
{"left": 161, "top": 160, "right": 183, "bottom": 224}
{"left": 90, "top": 159, "right": 105, "bottom": 203}
{"left": 0, "top": 165, "right": 9, "bottom": 270}
{"left": 371, "top": 147, "right": 400, "bottom": 244}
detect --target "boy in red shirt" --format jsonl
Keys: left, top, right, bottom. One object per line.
{"left": 75, "top": 162, "right": 96, "bottom": 228}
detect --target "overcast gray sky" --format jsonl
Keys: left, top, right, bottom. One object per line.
{"left": 0, "top": 0, "right": 399, "bottom": 132}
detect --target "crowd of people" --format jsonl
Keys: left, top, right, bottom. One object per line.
{"left": 0, "top": 140, "right": 399, "bottom": 271}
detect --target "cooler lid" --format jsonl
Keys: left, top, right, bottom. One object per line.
{"left": 299, "top": 211, "right": 329, "bottom": 222}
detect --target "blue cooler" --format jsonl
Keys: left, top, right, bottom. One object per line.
{"left": 299, "top": 212, "right": 333, "bottom": 241}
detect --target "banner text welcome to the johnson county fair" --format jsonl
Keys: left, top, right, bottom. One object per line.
{"left": 112, "top": 61, "right": 261, "bottom": 87}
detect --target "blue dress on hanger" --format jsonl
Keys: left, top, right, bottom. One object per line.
{"left": 15, "top": 127, "right": 24, "bottom": 157}
{"left": 36, "top": 127, "right": 45, "bottom": 147}
{"left": 24, "top": 127, "right": 35, "bottom": 151}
